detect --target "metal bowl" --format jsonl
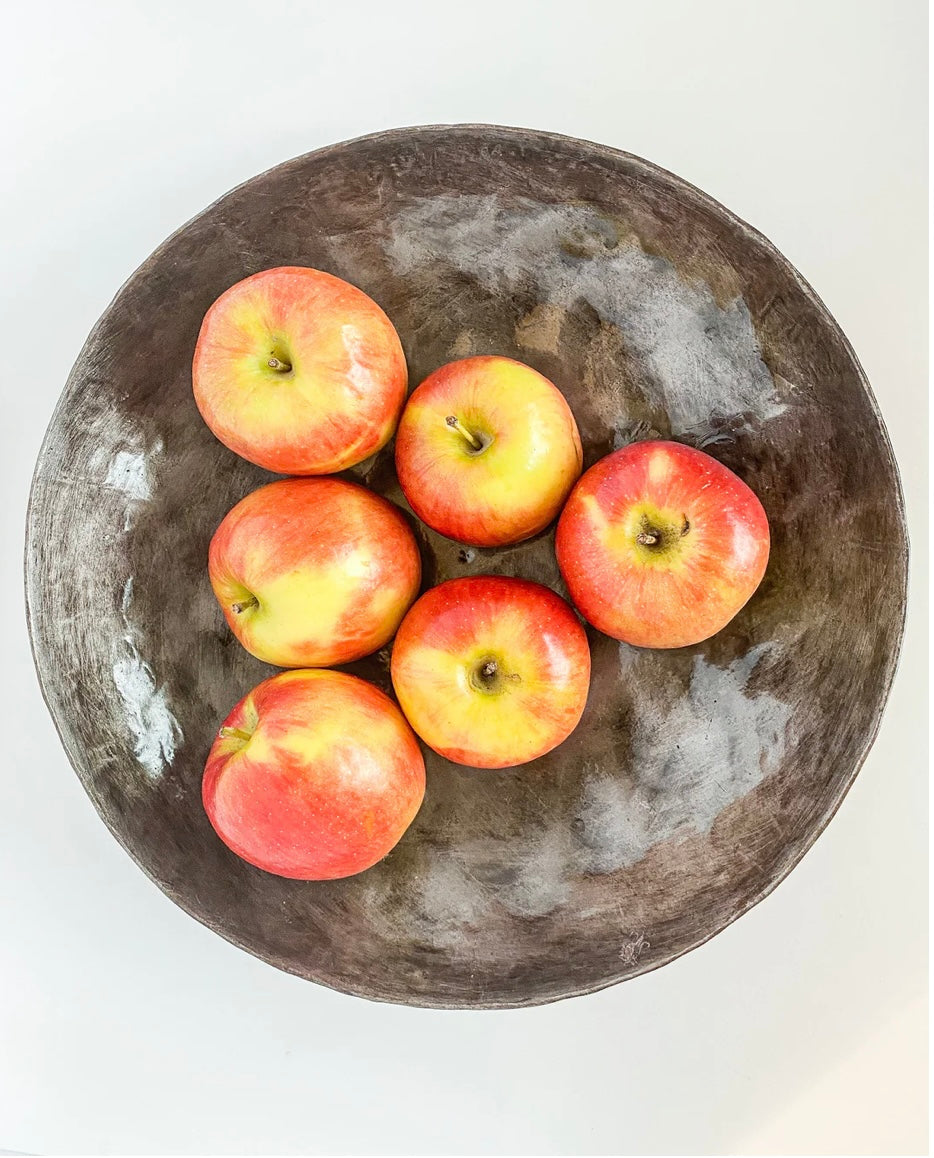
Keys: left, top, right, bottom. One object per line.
{"left": 25, "top": 125, "right": 907, "bottom": 1008}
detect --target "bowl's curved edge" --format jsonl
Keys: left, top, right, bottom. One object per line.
{"left": 24, "top": 123, "right": 910, "bottom": 1010}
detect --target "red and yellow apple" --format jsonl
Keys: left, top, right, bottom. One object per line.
{"left": 203, "top": 669, "right": 425, "bottom": 879}
{"left": 390, "top": 575, "right": 590, "bottom": 768}
{"left": 209, "top": 477, "right": 421, "bottom": 667}
{"left": 193, "top": 266, "right": 407, "bottom": 474}
{"left": 394, "top": 356, "right": 582, "bottom": 547}
{"left": 556, "top": 440, "right": 770, "bottom": 648}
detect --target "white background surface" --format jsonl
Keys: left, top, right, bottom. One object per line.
{"left": 1, "top": 1, "right": 927, "bottom": 1154}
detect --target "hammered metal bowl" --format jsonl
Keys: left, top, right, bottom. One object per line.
{"left": 26, "top": 126, "right": 907, "bottom": 1008}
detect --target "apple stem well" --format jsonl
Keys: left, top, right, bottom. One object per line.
{"left": 445, "top": 415, "right": 483, "bottom": 452}
{"left": 469, "top": 658, "right": 521, "bottom": 695}
{"left": 635, "top": 518, "right": 690, "bottom": 548}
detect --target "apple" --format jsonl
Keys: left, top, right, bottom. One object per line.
{"left": 555, "top": 440, "right": 770, "bottom": 648}
{"left": 390, "top": 575, "right": 591, "bottom": 768}
{"left": 192, "top": 266, "right": 407, "bottom": 474}
{"left": 203, "top": 669, "right": 426, "bottom": 879}
{"left": 394, "top": 355, "right": 582, "bottom": 547}
{"left": 209, "top": 477, "right": 421, "bottom": 667}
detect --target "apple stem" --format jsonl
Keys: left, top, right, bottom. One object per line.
{"left": 471, "top": 657, "right": 519, "bottom": 694}
{"left": 232, "top": 595, "right": 258, "bottom": 614}
{"left": 267, "top": 356, "right": 292, "bottom": 372}
{"left": 636, "top": 531, "right": 660, "bottom": 546}
{"left": 445, "top": 415, "right": 483, "bottom": 451}
{"left": 219, "top": 726, "right": 252, "bottom": 743}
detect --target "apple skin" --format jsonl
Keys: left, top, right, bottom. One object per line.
{"left": 390, "top": 575, "right": 591, "bottom": 769}
{"left": 192, "top": 266, "right": 407, "bottom": 474}
{"left": 209, "top": 477, "right": 421, "bottom": 667}
{"left": 203, "top": 669, "right": 426, "bottom": 880}
{"left": 394, "top": 356, "right": 582, "bottom": 547}
{"left": 555, "top": 440, "right": 770, "bottom": 649}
